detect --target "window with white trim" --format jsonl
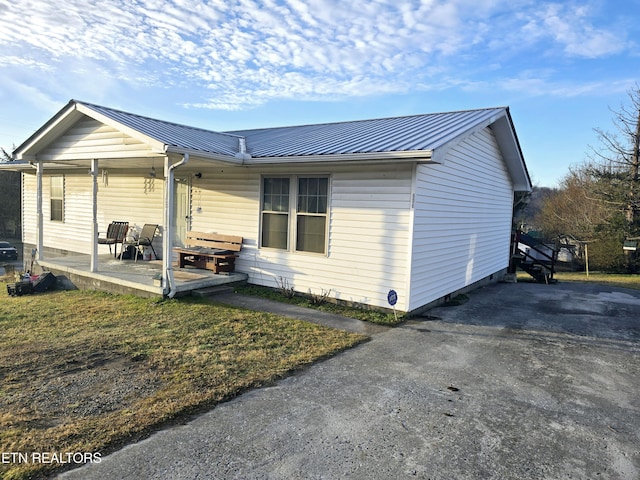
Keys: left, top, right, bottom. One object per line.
{"left": 261, "top": 177, "right": 290, "bottom": 249}
{"left": 50, "top": 176, "right": 64, "bottom": 222}
{"left": 260, "top": 176, "right": 329, "bottom": 254}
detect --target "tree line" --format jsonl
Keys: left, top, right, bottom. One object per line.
{"left": 521, "top": 86, "right": 640, "bottom": 273}
{"left": 0, "top": 147, "right": 21, "bottom": 239}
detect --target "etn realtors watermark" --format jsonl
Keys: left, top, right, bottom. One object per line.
{"left": 2, "top": 451, "right": 101, "bottom": 465}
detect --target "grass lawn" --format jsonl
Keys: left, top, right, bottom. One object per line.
{"left": 554, "top": 271, "right": 640, "bottom": 290}
{"left": 517, "top": 271, "right": 640, "bottom": 290}
{"left": 234, "top": 284, "right": 403, "bottom": 326}
{"left": 0, "top": 283, "right": 366, "bottom": 480}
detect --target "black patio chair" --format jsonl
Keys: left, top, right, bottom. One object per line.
{"left": 97, "top": 221, "right": 129, "bottom": 258}
{"left": 124, "top": 224, "right": 159, "bottom": 262}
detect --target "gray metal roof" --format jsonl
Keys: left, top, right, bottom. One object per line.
{"left": 228, "top": 108, "right": 505, "bottom": 158}
{"left": 79, "top": 101, "right": 507, "bottom": 159}
{"left": 81, "top": 102, "right": 242, "bottom": 157}
{"left": 9, "top": 100, "right": 530, "bottom": 191}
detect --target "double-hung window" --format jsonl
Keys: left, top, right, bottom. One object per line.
{"left": 261, "top": 177, "right": 290, "bottom": 249}
{"left": 50, "top": 176, "right": 64, "bottom": 222}
{"left": 261, "top": 176, "right": 329, "bottom": 254}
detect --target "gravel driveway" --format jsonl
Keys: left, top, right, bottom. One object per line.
{"left": 59, "top": 281, "right": 640, "bottom": 479}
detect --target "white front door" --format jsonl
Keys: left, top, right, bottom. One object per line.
{"left": 173, "top": 177, "right": 191, "bottom": 247}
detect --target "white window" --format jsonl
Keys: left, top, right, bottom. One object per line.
{"left": 261, "top": 177, "right": 290, "bottom": 250}
{"left": 50, "top": 176, "right": 64, "bottom": 222}
{"left": 261, "top": 176, "right": 329, "bottom": 254}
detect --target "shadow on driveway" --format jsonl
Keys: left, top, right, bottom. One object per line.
{"left": 421, "top": 281, "right": 640, "bottom": 346}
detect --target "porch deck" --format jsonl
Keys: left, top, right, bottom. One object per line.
{"left": 36, "top": 254, "right": 248, "bottom": 298}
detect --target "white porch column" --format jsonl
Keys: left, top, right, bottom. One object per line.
{"left": 90, "top": 159, "right": 99, "bottom": 272}
{"left": 35, "top": 160, "right": 43, "bottom": 261}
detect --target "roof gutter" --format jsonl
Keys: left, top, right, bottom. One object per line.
{"left": 164, "top": 153, "right": 189, "bottom": 298}
{"left": 165, "top": 145, "right": 246, "bottom": 165}
{"left": 242, "top": 150, "right": 434, "bottom": 165}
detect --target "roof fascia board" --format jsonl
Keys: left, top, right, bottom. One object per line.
{"left": 430, "top": 110, "right": 504, "bottom": 164}
{"left": 491, "top": 113, "right": 532, "bottom": 192}
{"left": 243, "top": 150, "right": 434, "bottom": 165}
{"left": 0, "top": 161, "right": 35, "bottom": 172}
{"left": 164, "top": 146, "right": 245, "bottom": 165}
{"left": 13, "top": 101, "right": 81, "bottom": 160}
{"left": 429, "top": 109, "right": 532, "bottom": 193}
{"left": 0, "top": 161, "right": 87, "bottom": 174}
{"left": 14, "top": 100, "right": 168, "bottom": 161}
{"left": 75, "top": 103, "right": 167, "bottom": 153}
{"left": 34, "top": 150, "right": 165, "bottom": 162}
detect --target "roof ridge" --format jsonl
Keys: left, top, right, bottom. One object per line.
{"left": 225, "top": 106, "right": 507, "bottom": 134}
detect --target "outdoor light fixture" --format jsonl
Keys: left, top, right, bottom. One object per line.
{"left": 149, "top": 166, "right": 156, "bottom": 178}
{"left": 194, "top": 172, "right": 202, "bottom": 179}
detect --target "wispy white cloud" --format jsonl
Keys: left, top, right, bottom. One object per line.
{"left": 523, "top": 3, "right": 629, "bottom": 58}
{"left": 0, "top": 0, "right": 634, "bottom": 111}
{"left": 498, "top": 75, "right": 633, "bottom": 97}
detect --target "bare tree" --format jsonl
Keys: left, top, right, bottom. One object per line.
{"left": 535, "top": 166, "right": 613, "bottom": 240}
{"left": 1, "top": 147, "right": 11, "bottom": 162}
{"left": 589, "top": 85, "right": 640, "bottom": 231}
{"left": 0, "top": 145, "right": 20, "bottom": 238}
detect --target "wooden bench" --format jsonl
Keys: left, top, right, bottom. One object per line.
{"left": 173, "top": 232, "right": 243, "bottom": 274}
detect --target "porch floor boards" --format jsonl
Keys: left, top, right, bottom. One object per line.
{"left": 36, "top": 253, "right": 248, "bottom": 297}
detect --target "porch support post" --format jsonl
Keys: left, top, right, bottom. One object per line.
{"left": 35, "top": 160, "right": 43, "bottom": 262}
{"left": 90, "top": 159, "right": 99, "bottom": 272}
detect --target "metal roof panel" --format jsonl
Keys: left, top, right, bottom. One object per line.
{"left": 79, "top": 102, "right": 242, "bottom": 157}
{"left": 43, "top": 101, "right": 510, "bottom": 161}
{"left": 227, "top": 108, "right": 505, "bottom": 157}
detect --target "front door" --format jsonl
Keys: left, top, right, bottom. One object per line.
{"left": 173, "top": 177, "right": 191, "bottom": 247}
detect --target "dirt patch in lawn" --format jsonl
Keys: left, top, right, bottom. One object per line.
{"left": 4, "top": 351, "right": 161, "bottom": 427}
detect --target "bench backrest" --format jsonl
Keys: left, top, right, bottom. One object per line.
{"left": 107, "top": 221, "right": 129, "bottom": 241}
{"left": 186, "top": 232, "right": 243, "bottom": 252}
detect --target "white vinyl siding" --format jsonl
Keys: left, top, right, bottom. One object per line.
{"left": 23, "top": 174, "right": 94, "bottom": 253}
{"left": 188, "top": 167, "right": 258, "bottom": 241}
{"left": 185, "top": 164, "right": 412, "bottom": 310}
{"left": 96, "top": 174, "right": 164, "bottom": 257}
{"left": 408, "top": 127, "right": 513, "bottom": 311}
{"left": 38, "top": 118, "right": 156, "bottom": 160}
{"left": 22, "top": 172, "right": 164, "bottom": 256}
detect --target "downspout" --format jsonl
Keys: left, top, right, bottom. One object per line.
{"left": 164, "top": 153, "right": 189, "bottom": 298}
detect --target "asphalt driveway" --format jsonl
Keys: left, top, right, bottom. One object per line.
{"left": 59, "top": 281, "right": 640, "bottom": 479}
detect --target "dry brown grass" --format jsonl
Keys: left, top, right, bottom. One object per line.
{"left": 0, "top": 284, "right": 365, "bottom": 479}
{"left": 517, "top": 271, "right": 640, "bottom": 290}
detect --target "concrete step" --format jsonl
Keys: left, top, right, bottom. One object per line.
{"left": 192, "top": 285, "right": 236, "bottom": 298}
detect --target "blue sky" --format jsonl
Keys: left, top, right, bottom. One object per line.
{"left": 0, "top": 0, "right": 638, "bottom": 187}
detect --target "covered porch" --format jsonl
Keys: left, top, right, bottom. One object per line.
{"left": 4, "top": 100, "right": 250, "bottom": 298}
{"left": 36, "top": 253, "right": 248, "bottom": 298}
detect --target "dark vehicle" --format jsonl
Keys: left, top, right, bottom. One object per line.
{"left": 0, "top": 241, "right": 18, "bottom": 261}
